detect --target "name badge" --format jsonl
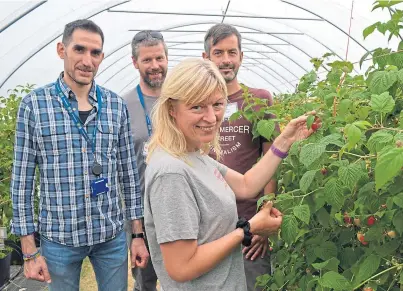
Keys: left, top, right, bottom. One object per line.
{"left": 224, "top": 102, "right": 238, "bottom": 120}
{"left": 90, "top": 177, "right": 109, "bottom": 197}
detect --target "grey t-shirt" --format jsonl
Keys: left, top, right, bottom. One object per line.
{"left": 144, "top": 149, "right": 247, "bottom": 291}
{"left": 123, "top": 86, "right": 157, "bottom": 206}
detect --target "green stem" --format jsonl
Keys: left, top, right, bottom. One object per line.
{"left": 326, "top": 151, "right": 374, "bottom": 159}
{"left": 353, "top": 264, "right": 403, "bottom": 290}
{"left": 378, "top": 126, "right": 403, "bottom": 132}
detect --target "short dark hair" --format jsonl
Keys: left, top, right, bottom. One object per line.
{"left": 131, "top": 30, "right": 168, "bottom": 60}
{"left": 62, "top": 19, "right": 104, "bottom": 46}
{"left": 204, "top": 24, "right": 242, "bottom": 55}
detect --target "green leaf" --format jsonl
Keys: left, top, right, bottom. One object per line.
{"left": 293, "top": 204, "right": 311, "bottom": 224}
{"left": 281, "top": 215, "right": 298, "bottom": 245}
{"left": 319, "top": 271, "right": 352, "bottom": 290}
{"left": 355, "top": 254, "right": 381, "bottom": 284}
{"left": 312, "top": 258, "right": 340, "bottom": 272}
{"left": 345, "top": 124, "right": 361, "bottom": 149}
{"left": 255, "top": 274, "right": 271, "bottom": 288}
{"left": 352, "top": 120, "right": 372, "bottom": 130}
{"left": 300, "top": 170, "right": 317, "bottom": 193}
{"left": 356, "top": 106, "right": 371, "bottom": 120}
{"left": 274, "top": 269, "right": 285, "bottom": 287}
{"left": 370, "top": 92, "right": 395, "bottom": 114}
{"left": 368, "top": 71, "right": 397, "bottom": 94}
{"left": 229, "top": 111, "right": 241, "bottom": 122}
{"left": 314, "top": 241, "right": 337, "bottom": 260}
{"left": 375, "top": 147, "right": 403, "bottom": 190}
{"left": 364, "top": 225, "right": 383, "bottom": 241}
{"left": 363, "top": 22, "right": 380, "bottom": 39}
{"left": 319, "top": 133, "right": 343, "bottom": 147}
{"left": 367, "top": 130, "right": 394, "bottom": 152}
{"left": 306, "top": 115, "right": 315, "bottom": 130}
{"left": 338, "top": 99, "right": 353, "bottom": 116}
{"left": 257, "top": 120, "right": 276, "bottom": 140}
{"left": 376, "top": 239, "right": 401, "bottom": 257}
{"left": 299, "top": 143, "right": 326, "bottom": 168}
{"left": 393, "top": 193, "right": 403, "bottom": 208}
{"left": 390, "top": 52, "right": 403, "bottom": 69}
{"left": 338, "top": 164, "right": 366, "bottom": 190}
{"left": 393, "top": 211, "right": 403, "bottom": 234}
{"left": 324, "top": 179, "right": 345, "bottom": 210}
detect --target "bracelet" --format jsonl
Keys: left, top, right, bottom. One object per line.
{"left": 132, "top": 233, "right": 145, "bottom": 239}
{"left": 236, "top": 218, "right": 253, "bottom": 247}
{"left": 23, "top": 249, "right": 41, "bottom": 262}
{"left": 270, "top": 144, "right": 288, "bottom": 159}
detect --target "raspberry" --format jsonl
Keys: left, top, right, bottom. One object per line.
{"left": 367, "top": 216, "right": 376, "bottom": 226}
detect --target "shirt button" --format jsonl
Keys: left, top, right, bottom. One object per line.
{"left": 82, "top": 148, "right": 86, "bottom": 153}
{"left": 69, "top": 92, "right": 74, "bottom": 98}
{"left": 84, "top": 170, "right": 88, "bottom": 175}
{"left": 85, "top": 194, "right": 90, "bottom": 198}
{"left": 73, "top": 108, "right": 76, "bottom": 111}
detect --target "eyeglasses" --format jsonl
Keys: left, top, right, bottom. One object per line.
{"left": 133, "top": 31, "right": 164, "bottom": 43}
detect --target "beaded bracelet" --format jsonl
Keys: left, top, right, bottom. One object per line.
{"left": 23, "top": 249, "right": 41, "bottom": 262}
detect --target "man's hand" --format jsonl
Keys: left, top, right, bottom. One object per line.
{"left": 24, "top": 256, "right": 51, "bottom": 283}
{"left": 130, "top": 238, "right": 150, "bottom": 269}
{"left": 242, "top": 235, "right": 269, "bottom": 261}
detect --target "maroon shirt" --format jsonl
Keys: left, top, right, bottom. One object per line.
{"left": 210, "top": 87, "right": 275, "bottom": 220}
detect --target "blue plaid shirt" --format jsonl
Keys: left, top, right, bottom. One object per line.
{"left": 11, "top": 74, "right": 143, "bottom": 247}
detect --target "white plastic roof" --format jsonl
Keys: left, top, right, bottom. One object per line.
{"left": 0, "top": 0, "right": 401, "bottom": 97}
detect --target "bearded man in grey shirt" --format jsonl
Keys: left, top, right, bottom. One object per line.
{"left": 123, "top": 30, "right": 168, "bottom": 291}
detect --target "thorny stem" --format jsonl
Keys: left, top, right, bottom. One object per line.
{"left": 333, "top": 0, "right": 354, "bottom": 118}
{"left": 353, "top": 264, "right": 403, "bottom": 290}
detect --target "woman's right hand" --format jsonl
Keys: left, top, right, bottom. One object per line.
{"left": 248, "top": 201, "right": 282, "bottom": 236}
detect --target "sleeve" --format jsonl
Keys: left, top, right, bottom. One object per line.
{"left": 10, "top": 100, "right": 38, "bottom": 236}
{"left": 117, "top": 101, "right": 143, "bottom": 220}
{"left": 148, "top": 173, "right": 200, "bottom": 244}
{"left": 206, "top": 155, "right": 228, "bottom": 177}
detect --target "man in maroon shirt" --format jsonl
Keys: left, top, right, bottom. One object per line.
{"left": 203, "top": 24, "right": 277, "bottom": 291}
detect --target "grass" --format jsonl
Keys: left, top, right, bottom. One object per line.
{"left": 79, "top": 257, "right": 135, "bottom": 291}
{"left": 79, "top": 257, "right": 160, "bottom": 291}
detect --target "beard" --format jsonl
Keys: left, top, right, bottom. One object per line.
{"left": 142, "top": 69, "right": 167, "bottom": 88}
{"left": 66, "top": 68, "right": 94, "bottom": 86}
{"left": 218, "top": 64, "right": 239, "bottom": 83}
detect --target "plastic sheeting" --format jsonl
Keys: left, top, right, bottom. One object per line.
{"left": 0, "top": 0, "right": 401, "bottom": 96}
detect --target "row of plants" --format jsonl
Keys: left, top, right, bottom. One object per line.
{"left": 0, "top": 84, "right": 35, "bottom": 288}
{"left": 235, "top": 1, "right": 403, "bottom": 290}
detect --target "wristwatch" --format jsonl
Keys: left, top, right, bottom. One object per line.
{"left": 132, "top": 232, "right": 145, "bottom": 239}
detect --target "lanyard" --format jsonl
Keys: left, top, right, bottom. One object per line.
{"left": 136, "top": 85, "right": 153, "bottom": 137}
{"left": 55, "top": 81, "right": 102, "bottom": 155}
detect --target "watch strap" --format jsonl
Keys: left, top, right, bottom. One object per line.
{"left": 131, "top": 232, "right": 145, "bottom": 239}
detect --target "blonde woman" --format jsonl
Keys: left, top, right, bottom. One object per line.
{"left": 144, "top": 58, "right": 316, "bottom": 290}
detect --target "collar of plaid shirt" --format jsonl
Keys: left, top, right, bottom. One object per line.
{"left": 10, "top": 73, "right": 143, "bottom": 247}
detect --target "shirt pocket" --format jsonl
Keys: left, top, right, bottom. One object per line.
{"left": 38, "top": 123, "right": 69, "bottom": 155}
{"left": 96, "top": 120, "right": 119, "bottom": 157}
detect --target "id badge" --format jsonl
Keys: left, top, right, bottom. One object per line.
{"left": 90, "top": 177, "right": 109, "bottom": 197}
{"left": 142, "top": 141, "right": 149, "bottom": 158}
{"left": 224, "top": 102, "right": 238, "bottom": 120}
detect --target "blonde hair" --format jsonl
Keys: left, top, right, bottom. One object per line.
{"left": 147, "top": 58, "right": 227, "bottom": 162}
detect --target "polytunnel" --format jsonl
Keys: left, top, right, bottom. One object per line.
{"left": 0, "top": 0, "right": 401, "bottom": 97}
{"left": 2, "top": 1, "right": 403, "bottom": 291}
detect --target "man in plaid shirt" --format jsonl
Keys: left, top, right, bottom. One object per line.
{"left": 10, "top": 19, "right": 147, "bottom": 291}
